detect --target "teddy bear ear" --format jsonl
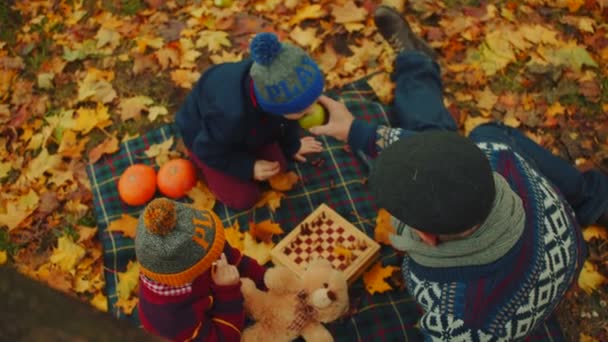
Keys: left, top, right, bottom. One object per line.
{"left": 306, "top": 257, "right": 333, "bottom": 270}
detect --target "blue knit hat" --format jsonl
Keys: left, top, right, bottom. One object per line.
{"left": 249, "top": 33, "right": 325, "bottom": 115}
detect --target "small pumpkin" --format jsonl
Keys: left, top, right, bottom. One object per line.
{"left": 118, "top": 164, "right": 157, "bottom": 206}
{"left": 157, "top": 158, "right": 198, "bottom": 199}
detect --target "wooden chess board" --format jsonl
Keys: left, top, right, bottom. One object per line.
{"left": 271, "top": 204, "right": 380, "bottom": 284}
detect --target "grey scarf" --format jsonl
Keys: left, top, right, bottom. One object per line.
{"left": 389, "top": 173, "right": 526, "bottom": 268}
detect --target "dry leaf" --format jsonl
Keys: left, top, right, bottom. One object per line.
{"left": 225, "top": 221, "right": 245, "bottom": 251}
{"left": 578, "top": 261, "right": 607, "bottom": 294}
{"left": 362, "top": 261, "right": 399, "bottom": 295}
{"left": 254, "top": 190, "right": 285, "bottom": 212}
{"left": 116, "top": 297, "right": 139, "bottom": 315}
{"left": 120, "top": 96, "right": 154, "bottom": 121}
{"left": 374, "top": 209, "right": 396, "bottom": 245}
{"left": 144, "top": 138, "right": 174, "bottom": 166}
{"left": 249, "top": 219, "right": 284, "bottom": 243}
{"left": 289, "top": 27, "right": 322, "bottom": 50}
{"left": 0, "top": 250, "right": 7, "bottom": 265}
{"left": 186, "top": 181, "right": 216, "bottom": 210}
{"left": 77, "top": 69, "right": 117, "bottom": 103}
{"left": 107, "top": 214, "right": 139, "bottom": 239}
{"left": 148, "top": 105, "right": 169, "bottom": 122}
{"left": 117, "top": 261, "right": 140, "bottom": 300}
{"left": 90, "top": 292, "right": 108, "bottom": 312}
{"left": 195, "top": 30, "right": 231, "bottom": 52}
{"left": 332, "top": 1, "right": 368, "bottom": 24}
{"left": 77, "top": 226, "right": 98, "bottom": 243}
{"left": 243, "top": 233, "right": 274, "bottom": 265}
{"left": 582, "top": 225, "right": 608, "bottom": 242}
{"left": 50, "top": 236, "right": 86, "bottom": 274}
{"left": 171, "top": 69, "right": 201, "bottom": 88}
{"left": 0, "top": 190, "right": 40, "bottom": 230}
{"left": 269, "top": 171, "right": 299, "bottom": 191}
{"left": 88, "top": 136, "right": 119, "bottom": 164}
{"left": 288, "top": 4, "right": 327, "bottom": 25}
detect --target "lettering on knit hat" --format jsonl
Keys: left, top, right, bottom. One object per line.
{"left": 192, "top": 214, "right": 214, "bottom": 250}
{"left": 262, "top": 58, "right": 318, "bottom": 103}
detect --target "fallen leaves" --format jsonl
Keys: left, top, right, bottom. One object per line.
{"left": 107, "top": 214, "right": 139, "bottom": 239}
{"left": 249, "top": 219, "right": 284, "bottom": 243}
{"left": 50, "top": 236, "right": 86, "bottom": 274}
{"left": 269, "top": 171, "right": 300, "bottom": 191}
{"left": 186, "top": 181, "right": 216, "bottom": 211}
{"left": 363, "top": 261, "right": 399, "bottom": 295}
{"left": 243, "top": 232, "right": 274, "bottom": 265}
{"left": 374, "top": 209, "right": 396, "bottom": 245}
{"left": 578, "top": 261, "right": 607, "bottom": 294}
{"left": 115, "top": 261, "right": 140, "bottom": 314}
{"left": 88, "top": 136, "right": 119, "bottom": 164}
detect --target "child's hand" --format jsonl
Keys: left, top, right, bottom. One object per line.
{"left": 212, "top": 253, "right": 240, "bottom": 286}
{"left": 253, "top": 160, "right": 280, "bottom": 181}
{"left": 294, "top": 136, "right": 323, "bottom": 162}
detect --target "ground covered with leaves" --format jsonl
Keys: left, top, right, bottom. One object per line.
{"left": 0, "top": 0, "right": 607, "bottom": 340}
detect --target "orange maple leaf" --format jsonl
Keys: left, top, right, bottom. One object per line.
{"left": 107, "top": 214, "right": 138, "bottom": 238}
{"left": 374, "top": 209, "right": 397, "bottom": 245}
{"left": 88, "top": 136, "right": 119, "bottom": 164}
{"left": 362, "top": 261, "right": 399, "bottom": 295}
{"left": 115, "top": 297, "right": 139, "bottom": 315}
{"left": 225, "top": 221, "right": 245, "bottom": 251}
{"left": 269, "top": 171, "right": 299, "bottom": 191}
{"left": 254, "top": 190, "right": 285, "bottom": 212}
{"left": 249, "top": 219, "right": 284, "bottom": 243}
{"left": 582, "top": 225, "right": 608, "bottom": 242}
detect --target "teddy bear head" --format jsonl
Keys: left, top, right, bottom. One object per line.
{"left": 300, "top": 258, "right": 349, "bottom": 323}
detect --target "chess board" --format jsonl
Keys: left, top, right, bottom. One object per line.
{"left": 271, "top": 204, "right": 380, "bottom": 284}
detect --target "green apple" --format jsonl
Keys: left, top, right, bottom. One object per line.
{"left": 298, "top": 103, "right": 327, "bottom": 129}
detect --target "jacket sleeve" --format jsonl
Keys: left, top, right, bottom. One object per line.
{"left": 347, "top": 119, "right": 416, "bottom": 158}
{"left": 191, "top": 115, "right": 256, "bottom": 181}
{"left": 278, "top": 120, "right": 302, "bottom": 158}
{"left": 224, "top": 243, "right": 267, "bottom": 289}
{"left": 138, "top": 275, "right": 246, "bottom": 342}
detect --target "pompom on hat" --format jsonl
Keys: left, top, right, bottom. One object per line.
{"left": 249, "top": 32, "right": 325, "bottom": 115}
{"left": 135, "top": 198, "right": 225, "bottom": 286}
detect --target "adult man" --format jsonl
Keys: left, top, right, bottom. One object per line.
{"left": 312, "top": 6, "right": 608, "bottom": 340}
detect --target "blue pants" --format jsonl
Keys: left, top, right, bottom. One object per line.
{"left": 391, "top": 51, "right": 608, "bottom": 226}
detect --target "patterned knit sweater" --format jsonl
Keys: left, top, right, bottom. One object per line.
{"left": 348, "top": 120, "right": 587, "bottom": 341}
{"left": 138, "top": 243, "right": 266, "bottom": 342}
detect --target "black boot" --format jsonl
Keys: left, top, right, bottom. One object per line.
{"left": 373, "top": 5, "right": 437, "bottom": 60}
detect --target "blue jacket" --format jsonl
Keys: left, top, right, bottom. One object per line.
{"left": 175, "top": 60, "right": 301, "bottom": 181}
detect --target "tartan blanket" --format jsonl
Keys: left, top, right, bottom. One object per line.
{"left": 87, "top": 78, "right": 563, "bottom": 341}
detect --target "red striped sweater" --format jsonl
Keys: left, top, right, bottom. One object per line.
{"left": 138, "top": 243, "right": 266, "bottom": 341}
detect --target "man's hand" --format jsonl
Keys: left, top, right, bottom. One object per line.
{"left": 253, "top": 160, "right": 280, "bottom": 181}
{"left": 309, "top": 95, "right": 355, "bottom": 142}
{"left": 293, "top": 136, "right": 323, "bottom": 162}
{"left": 212, "top": 253, "right": 240, "bottom": 286}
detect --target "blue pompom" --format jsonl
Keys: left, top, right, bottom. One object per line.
{"left": 250, "top": 33, "right": 282, "bottom": 66}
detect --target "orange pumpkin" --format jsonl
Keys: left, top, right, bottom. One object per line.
{"left": 157, "top": 158, "right": 198, "bottom": 199}
{"left": 118, "top": 164, "right": 157, "bottom": 206}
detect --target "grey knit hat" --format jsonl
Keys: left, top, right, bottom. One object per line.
{"left": 369, "top": 131, "right": 496, "bottom": 235}
{"left": 135, "top": 198, "right": 225, "bottom": 286}
{"left": 249, "top": 32, "right": 324, "bottom": 115}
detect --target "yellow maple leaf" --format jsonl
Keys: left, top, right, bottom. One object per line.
{"left": 37, "top": 72, "right": 55, "bottom": 89}
{"left": 50, "top": 236, "right": 86, "bottom": 274}
{"left": 88, "top": 136, "right": 119, "bottom": 164}
{"left": 582, "top": 225, "right": 608, "bottom": 242}
{"left": 25, "top": 148, "right": 62, "bottom": 181}
{"left": 155, "top": 46, "right": 181, "bottom": 69}
{"left": 77, "top": 68, "right": 117, "bottom": 103}
{"left": 116, "top": 297, "right": 139, "bottom": 315}
{"left": 333, "top": 245, "right": 353, "bottom": 261}
{"left": 77, "top": 226, "right": 98, "bottom": 243}
{"left": 578, "top": 261, "right": 607, "bottom": 294}
{"left": 95, "top": 27, "right": 121, "bottom": 50}
{"left": 171, "top": 69, "right": 201, "bottom": 88}
{"left": 249, "top": 219, "right": 284, "bottom": 243}
{"left": 363, "top": 262, "right": 399, "bottom": 295}
{"left": 289, "top": 26, "right": 322, "bottom": 51}
{"left": 288, "top": 4, "right": 327, "bottom": 26}
{"left": 0, "top": 250, "right": 7, "bottom": 265}
{"left": 225, "top": 221, "right": 245, "bottom": 251}
{"left": 135, "top": 35, "right": 164, "bottom": 54}
{"left": 476, "top": 87, "right": 498, "bottom": 117}
{"left": 90, "top": 292, "right": 109, "bottom": 312}
{"left": 580, "top": 333, "right": 599, "bottom": 342}
{"left": 367, "top": 72, "right": 395, "bottom": 104}
{"left": 269, "top": 171, "right": 299, "bottom": 191}
{"left": 195, "top": 30, "right": 231, "bottom": 53}
{"left": 374, "top": 209, "right": 396, "bottom": 245}
{"left": 243, "top": 233, "right": 274, "bottom": 265}
{"left": 107, "top": 214, "right": 139, "bottom": 239}
{"left": 545, "top": 102, "right": 566, "bottom": 117}
{"left": 254, "top": 190, "right": 285, "bottom": 212}
{"left": 332, "top": 1, "right": 368, "bottom": 24}
{"left": 144, "top": 138, "right": 175, "bottom": 166}
{"left": 209, "top": 50, "right": 243, "bottom": 65}
{"left": 186, "top": 181, "right": 216, "bottom": 211}
{"left": 0, "top": 161, "right": 11, "bottom": 179}
{"left": 58, "top": 130, "right": 90, "bottom": 158}
{"left": 148, "top": 105, "right": 169, "bottom": 122}
{"left": 0, "top": 190, "right": 40, "bottom": 230}
{"left": 117, "top": 261, "right": 140, "bottom": 300}
{"left": 120, "top": 96, "right": 155, "bottom": 121}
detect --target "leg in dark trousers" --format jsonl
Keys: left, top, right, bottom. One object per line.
{"left": 470, "top": 123, "right": 608, "bottom": 226}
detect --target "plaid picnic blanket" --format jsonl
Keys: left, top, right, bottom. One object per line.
{"left": 87, "top": 78, "right": 564, "bottom": 341}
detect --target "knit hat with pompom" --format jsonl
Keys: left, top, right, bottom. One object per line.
{"left": 249, "top": 32, "right": 324, "bottom": 115}
{"left": 135, "top": 198, "right": 225, "bottom": 286}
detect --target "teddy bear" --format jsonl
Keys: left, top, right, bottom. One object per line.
{"left": 240, "top": 258, "right": 349, "bottom": 342}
